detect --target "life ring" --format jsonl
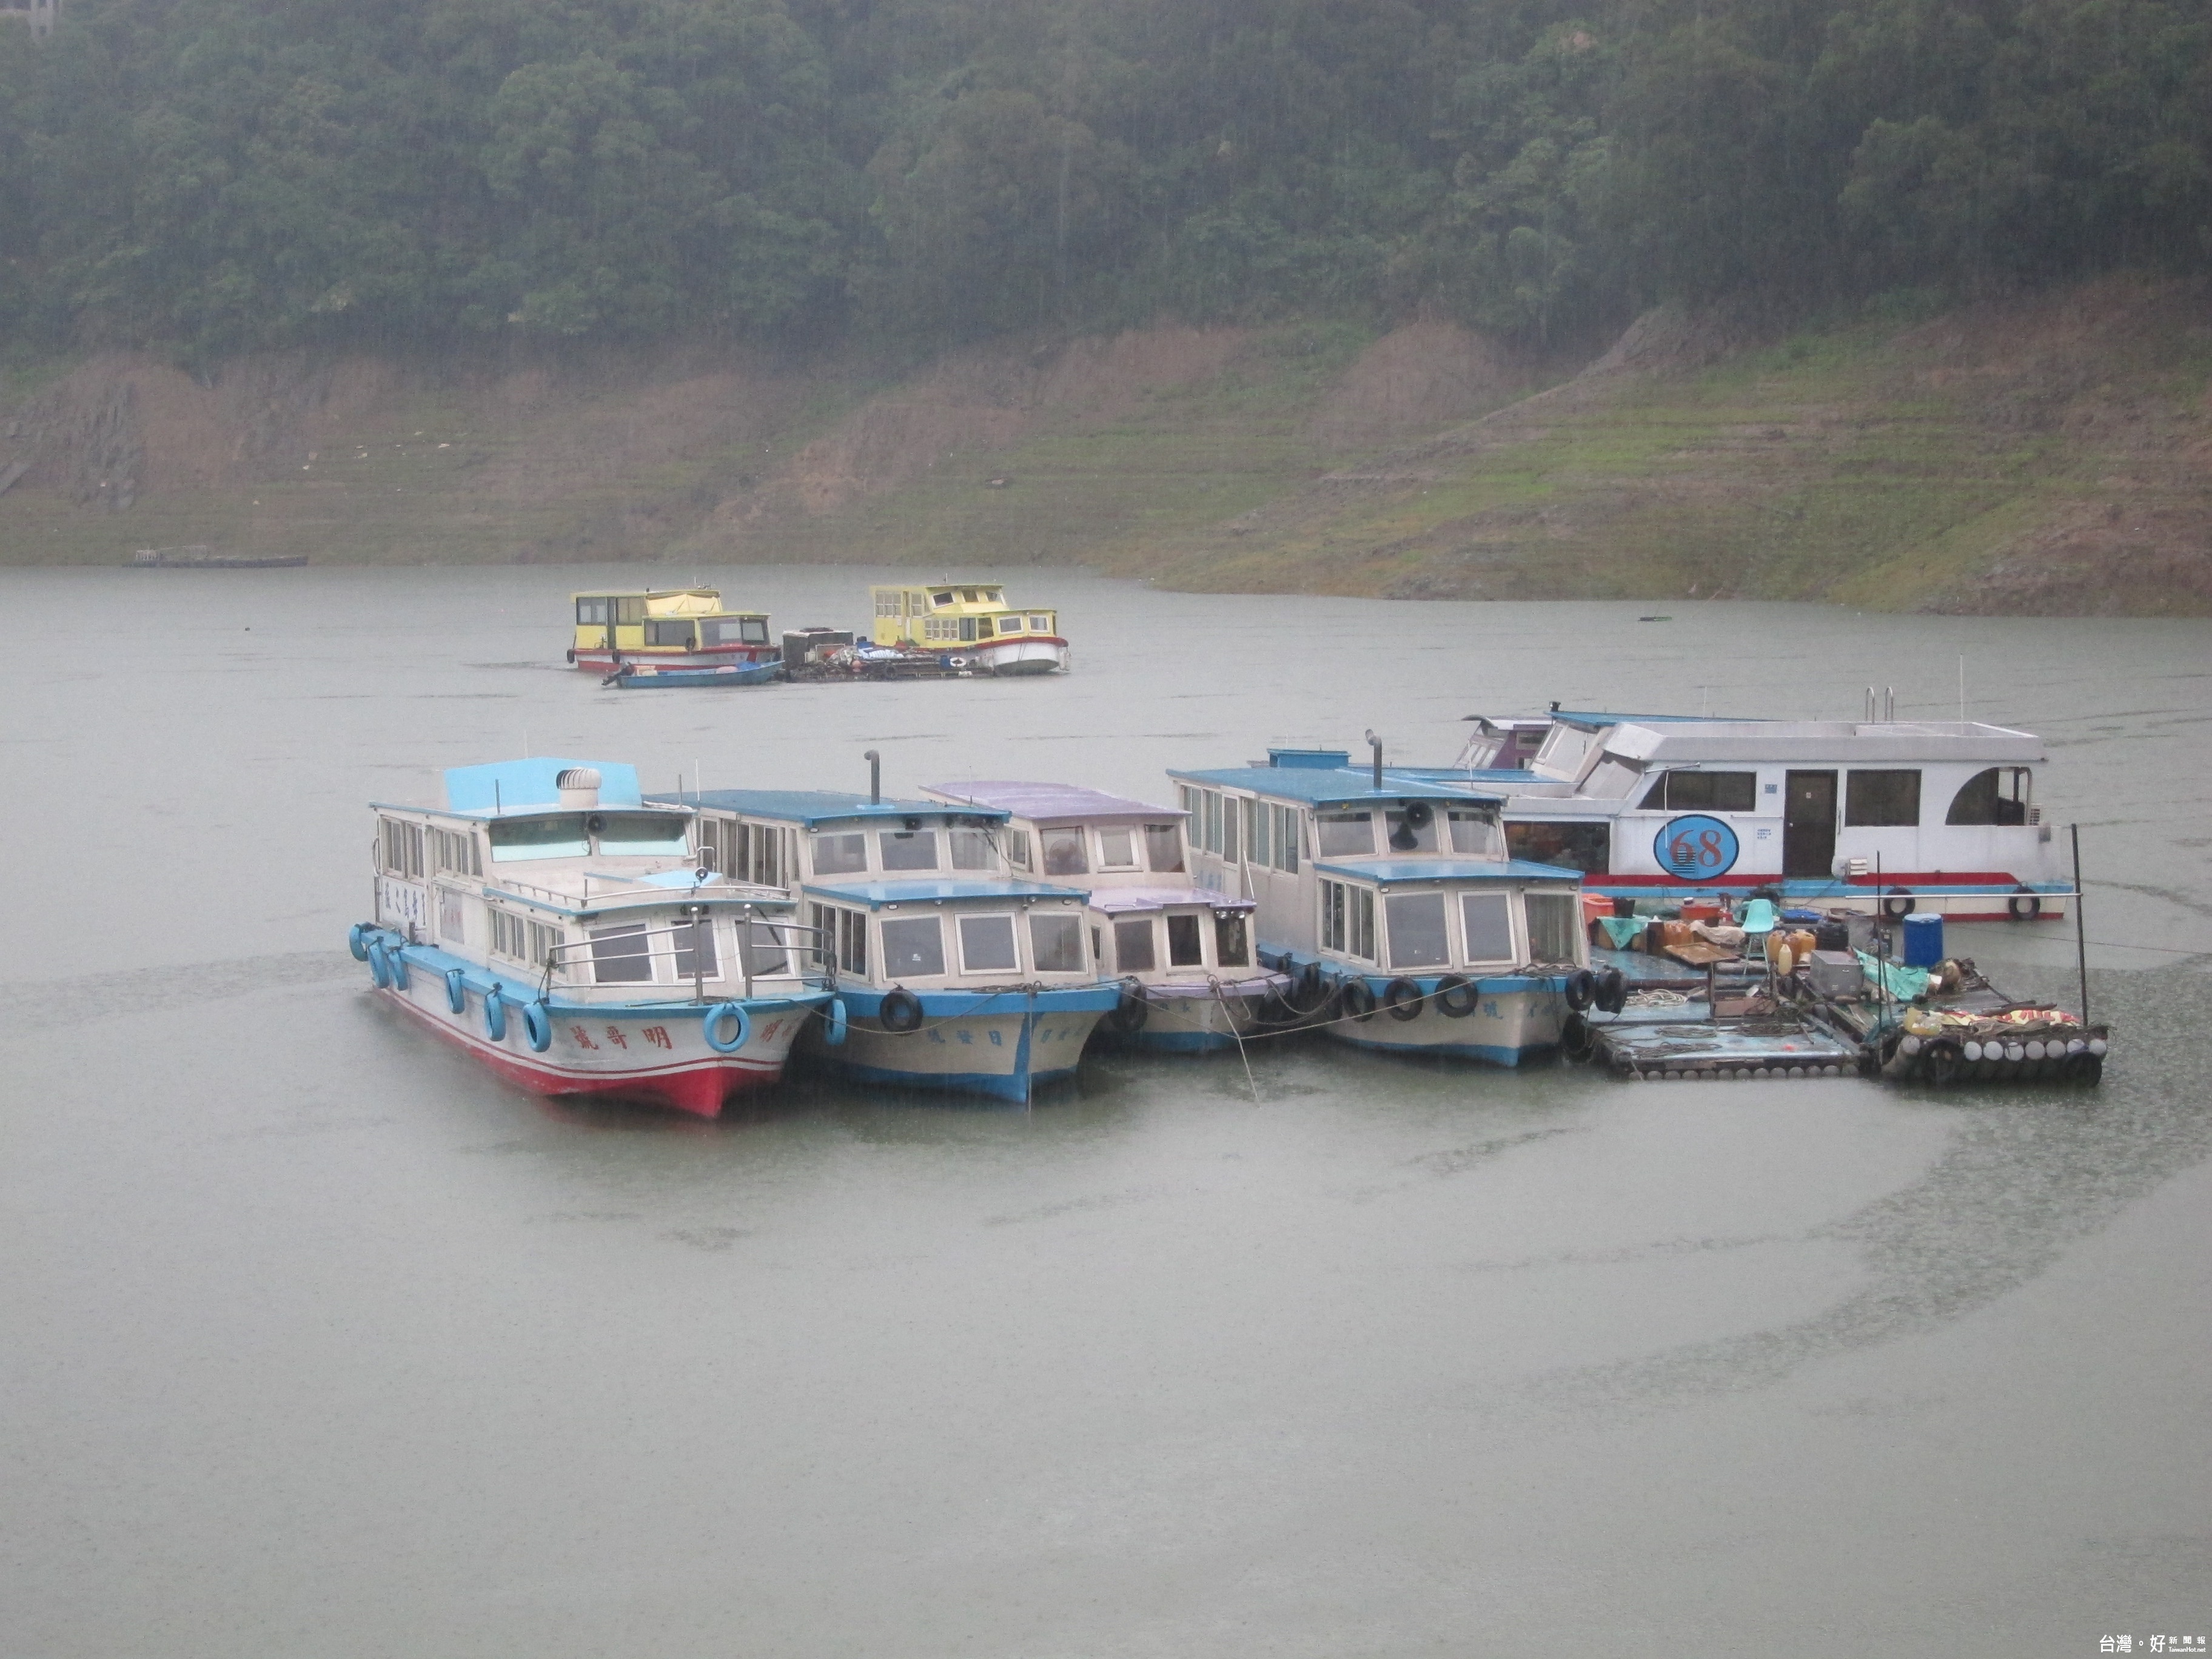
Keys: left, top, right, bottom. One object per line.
{"left": 703, "top": 1001, "right": 750, "bottom": 1053}
{"left": 824, "top": 996, "right": 848, "bottom": 1047}
{"left": 1108, "top": 984, "right": 1150, "bottom": 1034}
{"left": 1596, "top": 966, "right": 1628, "bottom": 1014}
{"left": 366, "top": 939, "right": 391, "bottom": 988}
{"left": 1434, "top": 973, "right": 1478, "bottom": 1019}
{"left": 1882, "top": 886, "right": 1916, "bottom": 919}
{"left": 483, "top": 987, "right": 508, "bottom": 1042}
{"left": 879, "top": 987, "right": 924, "bottom": 1034}
{"left": 946, "top": 655, "right": 970, "bottom": 669}
{"left": 444, "top": 968, "right": 467, "bottom": 1014}
{"left": 1382, "top": 977, "right": 1424, "bottom": 1022}
{"left": 1564, "top": 968, "right": 1597, "bottom": 1011}
{"left": 2007, "top": 887, "right": 2042, "bottom": 920}
{"left": 1339, "top": 978, "right": 1377, "bottom": 1022}
{"left": 348, "top": 922, "right": 373, "bottom": 962}
{"left": 521, "top": 1000, "right": 553, "bottom": 1053}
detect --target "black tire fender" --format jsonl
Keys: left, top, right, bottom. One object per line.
{"left": 1434, "top": 973, "right": 1478, "bottom": 1019}
{"left": 1339, "top": 978, "right": 1377, "bottom": 1022}
{"left": 879, "top": 987, "right": 924, "bottom": 1033}
{"left": 1382, "top": 978, "right": 1424, "bottom": 1022}
{"left": 2007, "top": 886, "right": 2042, "bottom": 920}
{"left": 1564, "top": 968, "right": 1597, "bottom": 1011}
{"left": 1882, "top": 886, "right": 1916, "bottom": 919}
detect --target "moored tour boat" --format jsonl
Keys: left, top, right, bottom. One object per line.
{"left": 868, "top": 581, "right": 1068, "bottom": 675}
{"left": 350, "top": 757, "right": 830, "bottom": 1117}
{"left": 568, "top": 588, "right": 776, "bottom": 673}
{"left": 1170, "top": 743, "right": 1595, "bottom": 1066}
{"left": 673, "top": 766, "right": 1116, "bottom": 1101}
{"left": 919, "top": 780, "right": 1290, "bottom": 1053}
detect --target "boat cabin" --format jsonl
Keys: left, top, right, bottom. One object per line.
{"left": 869, "top": 583, "right": 1059, "bottom": 649}
{"left": 370, "top": 759, "right": 812, "bottom": 1001}
{"left": 570, "top": 588, "right": 771, "bottom": 660}
{"left": 675, "top": 789, "right": 1101, "bottom": 991}
{"left": 1168, "top": 749, "right": 1588, "bottom": 979}
{"left": 917, "top": 780, "right": 1262, "bottom": 986}
{"left": 1436, "top": 711, "right": 2063, "bottom": 916}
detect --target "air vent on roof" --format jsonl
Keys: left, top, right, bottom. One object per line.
{"left": 556, "top": 767, "right": 602, "bottom": 809}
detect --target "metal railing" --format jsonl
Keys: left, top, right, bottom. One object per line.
{"left": 533, "top": 916, "right": 830, "bottom": 1002}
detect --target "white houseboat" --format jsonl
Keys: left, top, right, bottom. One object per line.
{"left": 1445, "top": 710, "right": 2067, "bottom": 920}
{"left": 919, "top": 780, "right": 1291, "bottom": 1054}
{"left": 350, "top": 759, "right": 831, "bottom": 1118}
{"left": 674, "top": 767, "right": 1116, "bottom": 1102}
{"left": 1167, "top": 745, "right": 1594, "bottom": 1066}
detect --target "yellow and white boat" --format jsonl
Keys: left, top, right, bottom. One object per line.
{"left": 868, "top": 583, "right": 1068, "bottom": 675}
{"left": 568, "top": 588, "right": 774, "bottom": 673}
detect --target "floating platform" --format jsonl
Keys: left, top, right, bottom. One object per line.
{"left": 1580, "top": 1012, "right": 1861, "bottom": 1079}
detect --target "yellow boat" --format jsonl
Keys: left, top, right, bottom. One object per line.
{"left": 866, "top": 582, "right": 1068, "bottom": 675}
{"left": 568, "top": 588, "right": 774, "bottom": 672}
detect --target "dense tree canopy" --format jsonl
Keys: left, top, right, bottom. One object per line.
{"left": 0, "top": 0, "right": 2204, "bottom": 360}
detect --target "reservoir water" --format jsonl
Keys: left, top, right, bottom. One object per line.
{"left": 3, "top": 565, "right": 2207, "bottom": 1657}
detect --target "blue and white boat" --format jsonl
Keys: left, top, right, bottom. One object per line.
{"left": 919, "top": 780, "right": 1291, "bottom": 1053}
{"left": 350, "top": 759, "right": 831, "bottom": 1118}
{"left": 1167, "top": 742, "right": 1593, "bottom": 1066}
{"left": 677, "top": 766, "right": 1118, "bottom": 1102}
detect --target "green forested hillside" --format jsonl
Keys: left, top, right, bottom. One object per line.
{"left": 0, "top": 0, "right": 2205, "bottom": 364}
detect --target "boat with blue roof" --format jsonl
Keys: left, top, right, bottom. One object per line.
{"left": 675, "top": 757, "right": 1118, "bottom": 1102}
{"left": 349, "top": 757, "right": 831, "bottom": 1118}
{"left": 1168, "top": 739, "right": 1598, "bottom": 1066}
{"left": 918, "top": 780, "right": 1292, "bottom": 1053}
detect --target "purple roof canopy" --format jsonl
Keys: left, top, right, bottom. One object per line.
{"left": 922, "top": 780, "right": 1182, "bottom": 821}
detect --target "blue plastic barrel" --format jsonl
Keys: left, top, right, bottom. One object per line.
{"left": 1902, "top": 911, "right": 1945, "bottom": 968}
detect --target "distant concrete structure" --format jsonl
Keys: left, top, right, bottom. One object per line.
{"left": 0, "top": 0, "right": 55, "bottom": 36}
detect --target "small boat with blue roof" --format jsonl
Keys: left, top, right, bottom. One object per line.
{"left": 349, "top": 757, "right": 831, "bottom": 1118}
{"left": 677, "top": 757, "right": 1118, "bottom": 1102}
{"left": 918, "top": 780, "right": 1291, "bottom": 1053}
{"left": 1168, "top": 738, "right": 1598, "bottom": 1066}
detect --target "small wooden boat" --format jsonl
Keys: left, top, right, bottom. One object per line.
{"left": 604, "top": 660, "right": 785, "bottom": 690}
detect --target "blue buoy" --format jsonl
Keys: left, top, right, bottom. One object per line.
{"left": 1902, "top": 911, "right": 1944, "bottom": 968}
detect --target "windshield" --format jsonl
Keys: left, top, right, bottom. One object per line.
{"left": 489, "top": 815, "right": 589, "bottom": 862}
{"left": 594, "top": 814, "right": 689, "bottom": 856}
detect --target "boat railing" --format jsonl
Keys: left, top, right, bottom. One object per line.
{"left": 538, "top": 915, "right": 831, "bottom": 1002}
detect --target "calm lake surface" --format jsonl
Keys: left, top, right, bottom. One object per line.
{"left": 2, "top": 565, "right": 2207, "bottom": 1658}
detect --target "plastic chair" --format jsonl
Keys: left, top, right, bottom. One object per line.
{"left": 1737, "top": 896, "right": 1778, "bottom": 940}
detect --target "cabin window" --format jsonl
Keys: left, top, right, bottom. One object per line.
{"left": 671, "top": 917, "right": 717, "bottom": 980}
{"left": 879, "top": 917, "right": 945, "bottom": 979}
{"left": 874, "top": 592, "right": 903, "bottom": 617}
{"left": 577, "top": 597, "right": 612, "bottom": 626}
{"left": 381, "top": 818, "right": 426, "bottom": 878}
{"left": 1273, "top": 805, "right": 1300, "bottom": 873}
{"left": 489, "top": 908, "right": 527, "bottom": 959}
{"left": 958, "top": 914, "right": 1018, "bottom": 974}
{"left": 1096, "top": 826, "right": 1138, "bottom": 869}
{"left": 932, "top": 591, "right": 954, "bottom": 607}
{"left": 1461, "top": 893, "right": 1514, "bottom": 962}
{"left": 1946, "top": 767, "right": 2032, "bottom": 826}
{"left": 950, "top": 828, "right": 995, "bottom": 871}
{"left": 645, "top": 621, "right": 694, "bottom": 648}
{"left": 738, "top": 918, "right": 788, "bottom": 976}
{"left": 429, "top": 826, "right": 482, "bottom": 877}
{"left": 812, "top": 833, "right": 867, "bottom": 875}
{"left": 1165, "top": 914, "right": 1205, "bottom": 968}
{"left": 1247, "top": 799, "right": 1270, "bottom": 867}
{"left": 1031, "top": 913, "right": 1084, "bottom": 973}
{"left": 923, "top": 617, "right": 957, "bottom": 642}
{"left": 984, "top": 589, "right": 1002, "bottom": 603}
{"left": 811, "top": 905, "right": 866, "bottom": 976}
{"left": 1114, "top": 918, "right": 1156, "bottom": 973}
{"left": 1221, "top": 797, "right": 1239, "bottom": 863}
{"left": 1386, "top": 893, "right": 1450, "bottom": 969}
{"left": 879, "top": 830, "right": 939, "bottom": 872}
{"left": 697, "top": 818, "right": 724, "bottom": 874}
{"left": 1028, "top": 615, "right": 1051, "bottom": 632}
{"left": 1845, "top": 770, "right": 1922, "bottom": 827}
{"left": 590, "top": 923, "right": 654, "bottom": 984}
{"left": 958, "top": 618, "right": 977, "bottom": 643}
{"left": 438, "top": 888, "right": 467, "bottom": 943}
{"left": 1506, "top": 820, "right": 1610, "bottom": 874}
{"left": 489, "top": 816, "right": 588, "bottom": 862}
{"left": 907, "top": 591, "right": 927, "bottom": 614}
{"left": 528, "top": 920, "right": 561, "bottom": 968}
{"left": 615, "top": 598, "right": 646, "bottom": 625}
{"left": 1383, "top": 809, "right": 1438, "bottom": 853}
{"left": 595, "top": 814, "right": 687, "bottom": 856}
{"left": 1004, "top": 829, "right": 1032, "bottom": 871}
{"left": 1584, "top": 759, "right": 1644, "bottom": 799}
{"left": 1178, "top": 785, "right": 1199, "bottom": 826}
{"left": 1215, "top": 912, "right": 1250, "bottom": 968}
{"left": 1639, "top": 771, "right": 1757, "bottom": 813}
{"left": 700, "top": 618, "right": 767, "bottom": 646}
{"left": 1316, "top": 812, "right": 1375, "bottom": 857}
{"left": 998, "top": 617, "right": 1024, "bottom": 634}
{"left": 1524, "top": 893, "right": 1580, "bottom": 965}
{"left": 1202, "top": 792, "right": 1224, "bottom": 856}
{"left": 1145, "top": 823, "right": 1184, "bottom": 873}
{"left": 1447, "top": 809, "right": 1501, "bottom": 857}
{"left": 1041, "top": 827, "right": 1088, "bottom": 876}
{"left": 960, "top": 588, "right": 979, "bottom": 602}
{"left": 974, "top": 617, "right": 994, "bottom": 639}
{"left": 1321, "top": 882, "right": 1376, "bottom": 960}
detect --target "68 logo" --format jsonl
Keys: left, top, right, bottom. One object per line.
{"left": 1655, "top": 814, "right": 1740, "bottom": 879}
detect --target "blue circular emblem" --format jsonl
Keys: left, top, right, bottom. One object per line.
{"left": 1655, "top": 814, "right": 1740, "bottom": 880}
